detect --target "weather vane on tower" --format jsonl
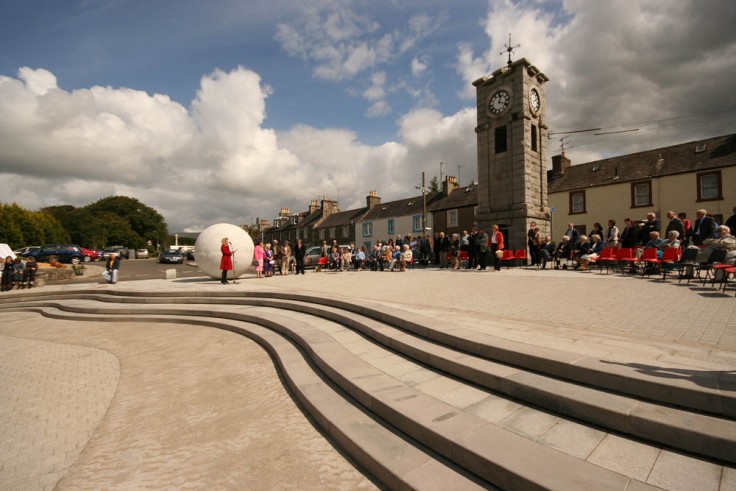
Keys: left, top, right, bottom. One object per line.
{"left": 500, "top": 33, "right": 520, "bottom": 67}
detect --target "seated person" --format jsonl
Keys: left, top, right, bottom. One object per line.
{"left": 399, "top": 244, "right": 413, "bottom": 271}
{"left": 538, "top": 235, "right": 555, "bottom": 269}
{"left": 660, "top": 230, "right": 681, "bottom": 250}
{"left": 644, "top": 231, "right": 664, "bottom": 258}
{"left": 23, "top": 256, "right": 38, "bottom": 289}
{"left": 579, "top": 234, "right": 603, "bottom": 270}
{"left": 340, "top": 247, "right": 352, "bottom": 271}
{"left": 329, "top": 247, "right": 341, "bottom": 271}
{"left": 353, "top": 247, "right": 366, "bottom": 271}
{"left": 554, "top": 236, "right": 572, "bottom": 269}
{"left": 696, "top": 225, "right": 736, "bottom": 264}
{"left": 386, "top": 246, "right": 401, "bottom": 271}
{"left": 381, "top": 244, "right": 393, "bottom": 271}
{"left": 572, "top": 235, "right": 590, "bottom": 267}
{"left": 368, "top": 245, "right": 380, "bottom": 271}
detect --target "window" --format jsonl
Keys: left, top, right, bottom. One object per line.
{"left": 362, "top": 222, "right": 372, "bottom": 237}
{"left": 304, "top": 227, "right": 309, "bottom": 238}
{"left": 495, "top": 125, "right": 507, "bottom": 154}
{"left": 330, "top": 227, "right": 336, "bottom": 238}
{"left": 447, "top": 209, "right": 458, "bottom": 227}
{"left": 697, "top": 171, "right": 722, "bottom": 201}
{"left": 569, "top": 191, "right": 586, "bottom": 214}
{"left": 319, "top": 229, "right": 325, "bottom": 240}
{"left": 387, "top": 219, "right": 395, "bottom": 235}
{"left": 341, "top": 225, "right": 349, "bottom": 238}
{"left": 631, "top": 181, "right": 652, "bottom": 207}
{"left": 413, "top": 215, "right": 423, "bottom": 232}
{"left": 531, "top": 124, "right": 538, "bottom": 152}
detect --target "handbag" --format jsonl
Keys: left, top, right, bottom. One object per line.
{"left": 251, "top": 258, "right": 259, "bottom": 267}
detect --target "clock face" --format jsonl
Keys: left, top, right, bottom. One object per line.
{"left": 488, "top": 90, "right": 511, "bottom": 115}
{"left": 529, "top": 88, "right": 540, "bottom": 113}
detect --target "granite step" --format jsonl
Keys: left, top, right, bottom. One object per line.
{"left": 2, "top": 290, "right": 735, "bottom": 467}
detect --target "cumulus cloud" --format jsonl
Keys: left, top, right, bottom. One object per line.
{"left": 455, "top": 0, "right": 736, "bottom": 164}
{"left": 0, "top": 65, "right": 473, "bottom": 232}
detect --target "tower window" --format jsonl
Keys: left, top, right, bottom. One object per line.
{"left": 531, "top": 124, "right": 538, "bottom": 152}
{"left": 494, "top": 125, "right": 508, "bottom": 154}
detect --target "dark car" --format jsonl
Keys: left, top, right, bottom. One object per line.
{"left": 31, "top": 244, "right": 85, "bottom": 264}
{"left": 159, "top": 248, "right": 185, "bottom": 264}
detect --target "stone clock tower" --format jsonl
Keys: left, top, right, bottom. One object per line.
{"left": 473, "top": 57, "right": 550, "bottom": 250}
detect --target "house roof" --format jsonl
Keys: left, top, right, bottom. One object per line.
{"left": 548, "top": 134, "right": 736, "bottom": 193}
{"left": 428, "top": 184, "right": 478, "bottom": 212}
{"left": 315, "top": 207, "right": 368, "bottom": 228}
{"left": 360, "top": 192, "right": 443, "bottom": 221}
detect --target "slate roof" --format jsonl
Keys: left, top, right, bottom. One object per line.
{"left": 360, "top": 192, "right": 444, "bottom": 221}
{"left": 315, "top": 207, "right": 369, "bottom": 228}
{"left": 548, "top": 134, "right": 736, "bottom": 193}
{"left": 428, "top": 184, "right": 478, "bottom": 212}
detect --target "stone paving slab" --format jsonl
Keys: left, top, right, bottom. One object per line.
{"left": 0, "top": 267, "right": 734, "bottom": 489}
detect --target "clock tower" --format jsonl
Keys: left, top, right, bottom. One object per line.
{"left": 473, "top": 57, "right": 550, "bottom": 250}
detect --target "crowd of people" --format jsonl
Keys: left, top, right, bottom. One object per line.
{"left": 1, "top": 255, "right": 38, "bottom": 291}
{"left": 235, "top": 206, "right": 736, "bottom": 282}
{"left": 525, "top": 207, "right": 736, "bottom": 272}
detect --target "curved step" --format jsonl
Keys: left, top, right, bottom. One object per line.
{"left": 3, "top": 291, "right": 735, "bottom": 466}
{"left": 2, "top": 302, "right": 662, "bottom": 491}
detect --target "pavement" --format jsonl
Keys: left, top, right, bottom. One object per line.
{"left": 0, "top": 265, "right": 735, "bottom": 490}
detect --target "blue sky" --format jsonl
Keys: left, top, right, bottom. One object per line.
{"left": 1, "top": 0, "right": 735, "bottom": 232}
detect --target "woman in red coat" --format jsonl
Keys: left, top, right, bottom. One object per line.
{"left": 220, "top": 237, "right": 233, "bottom": 284}
{"left": 491, "top": 224, "right": 504, "bottom": 271}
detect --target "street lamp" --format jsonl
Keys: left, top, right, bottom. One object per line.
{"left": 415, "top": 172, "right": 427, "bottom": 236}
{"left": 440, "top": 161, "right": 445, "bottom": 184}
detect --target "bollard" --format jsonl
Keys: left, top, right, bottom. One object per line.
{"left": 165, "top": 269, "right": 177, "bottom": 280}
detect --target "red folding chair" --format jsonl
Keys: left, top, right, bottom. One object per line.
{"left": 513, "top": 249, "right": 527, "bottom": 267}
{"left": 595, "top": 247, "right": 616, "bottom": 273}
{"left": 500, "top": 249, "right": 515, "bottom": 269}
{"left": 638, "top": 247, "right": 659, "bottom": 275}
{"left": 613, "top": 247, "right": 636, "bottom": 274}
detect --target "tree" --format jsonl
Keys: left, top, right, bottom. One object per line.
{"left": 429, "top": 176, "right": 440, "bottom": 193}
{"left": 0, "top": 203, "right": 69, "bottom": 249}
{"left": 84, "top": 196, "right": 169, "bottom": 248}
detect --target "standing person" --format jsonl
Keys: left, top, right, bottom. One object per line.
{"left": 466, "top": 226, "right": 479, "bottom": 269}
{"left": 280, "top": 240, "right": 291, "bottom": 275}
{"left": 294, "top": 239, "right": 306, "bottom": 275}
{"left": 664, "top": 210, "right": 685, "bottom": 241}
{"left": 691, "top": 209, "right": 716, "bottom": 246}
{"left": 490, "top": 225, "right": 504, "bottom": 271}
{"left": 437, "top": 232, "right": 450, "bottom": 268}
{"left": 253, "top": 240, "right": 265, "bottom": 279}
{"left": 638, "top": 213, "right": 660, "bottom": 245}
{"left": 678, "top": 212, "right": 692, "bottom": 241}
{"left": 726, "top": 206, "right": 736, "bottom": 232}
{"left": 564, "top": 223, "right": 579, "bottom": 246}
{"left": 619, "top": 218, "right": 638, "bottom": 248}
{"left": 103, "top": 252, "right": 121, "bottom": 284}
{"left": 272, "top": 239, "right": 282, "bottom": 274}
{"left": 2, "top": 256, "right": 14, "bottom": 291}
{"left": 263, "top": 243, "right": 274, "bottom": 277}
{"left": 477, "top": 228, "right": 489, "bottom": 270}
{"left": 590, "top": 222, "right": 604, "bottom": 241}
{"left": 604, "top": 219, "right": 619, "bottom": 248}
{"left": 219, "top": 238, "right": 233, "bottom": 284}
{"left": 24, "top": 256, "right": 38, "bottom": 288}
{"left": 527, "top": 222, "right": 541, "bottom": 266}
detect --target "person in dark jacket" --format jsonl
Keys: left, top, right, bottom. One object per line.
{"left": 103, "top": 253, "right": 121, "bottom": 284}
{"left": 294, "top": 239, "right": 306, "bottom": 275}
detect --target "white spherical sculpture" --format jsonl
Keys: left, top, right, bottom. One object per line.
{"left": 194, "top": 223, "right": 254, "bottom": 280}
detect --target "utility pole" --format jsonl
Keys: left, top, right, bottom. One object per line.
{"left": 422, "top": 171, "right": 427, "bottom": 234}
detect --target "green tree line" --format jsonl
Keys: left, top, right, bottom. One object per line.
{"left": 1, "top": 196, "right": 169, "bottom": 250}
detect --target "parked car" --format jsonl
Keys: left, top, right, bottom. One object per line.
{"left": 102, "top": 246, "right": 129, "bottom": 260}
{"left": 80, "top": 247, "right": 100, "bottom": 262}
{"left": 303, "top": 244, "right": 350, "bottom": 268}
{"left": 13, "top": 246, "right": 40, "bottom": 257}
{"left": 135, "top": 249, "right": 149, "bottom": 259}
{"left": 30, "top": 244, "right": 85, "bottom": 264}
{"left": 159, "top": 248, "right": 185, "bottom": 264}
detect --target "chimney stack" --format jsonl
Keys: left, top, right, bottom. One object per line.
{"left": 551, "top": 154, "right": 571, "bottom": 177}
{"left": 366, "top": 190, "right": 381, "bottom": 210}
{"left": 442, "top": 175, "right": 459, "bottom": 196}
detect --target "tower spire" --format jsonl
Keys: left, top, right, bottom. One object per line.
{"left": 500, "top": 33, "right": 520, "bottom": 67}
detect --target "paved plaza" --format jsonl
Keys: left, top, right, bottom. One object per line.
{"left": 1, "top": 266, "right": 735, "bottom": 490}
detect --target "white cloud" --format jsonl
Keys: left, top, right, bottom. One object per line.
{"left": 411, "top": 56, "right": 428, "bottom": 77}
